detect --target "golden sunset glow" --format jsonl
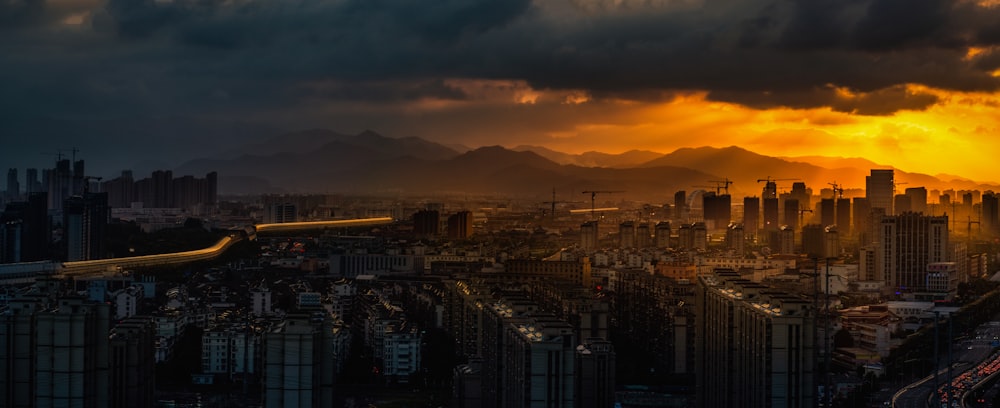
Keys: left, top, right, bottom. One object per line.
{"left": 510, "top": 86, "right": 1000, "bottom": 183}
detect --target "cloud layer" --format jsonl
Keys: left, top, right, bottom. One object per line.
{"left": 4, "top": 0, "right": 1000, "bottom": 177}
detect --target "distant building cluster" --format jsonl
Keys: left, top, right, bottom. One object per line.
{"left": 0, "top": 163, "right": 1000, "bottom": 407}
{"left": 1, "top": 160, "right": 219, "bottom": 264}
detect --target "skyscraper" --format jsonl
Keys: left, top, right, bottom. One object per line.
{"left": 581, "top": 221, "right": 598, "bottom": 250}
{"left": 5, "top": 169, "right": 20, "bottom": 201}
{"left": 262, "top": 316, "right": 335, "bottom": 408}
{"left": 413, "top": 210, "right": 440, "bottom": 237}
{"left": 24, "top": 168, "right": 41, "bottom": 195}
{"left": 503, "top": 317, "right": 576, "bottom": 408}
{"left": 906, "top": 187, "right": 928, "bottom": 214}
{"left": 853, "top": 198, "right": 871, "bottom": 241}
{"left": 619, "top": 221, "right": 635, "bottom": 248}
{"left": 63, "top": 192, "right": 110, "bottom": 261}
{"left": 448, "top": 211, "right": 474, "bottom": 239}
{"left": 866, "top": 169, "right": 894, "bottom": 215}
{"left": 820, "top": 198, "right": 835, "bottom": 227}
{"left": 696, "top": 271, "right": 814, "bottom": 408}
{"left": 836, "top": 198, "right": 851, "bottom": 235}
{"left": 983, "top": 193, "right": 999, "bottom": 235}
{"left": 783, "top": 199, "right": 800, "bottom": 230}
{"left": 674, "top": 191, "right": 687, "bottom": 221}
{"left": 655, "top": 221, "right": 671, "bottom": 248}
{"left": 725, "top": 223, "right": 744, "bottom": 255}
{"left": 876, "top": 213, "right": 949, "bottom": 291}
{"left": 743, "top": 196, "right": 760, "bottom": 239}
{"left": 763, "top": 197, "right": 779, "bottom": 231}
{"left": 703, "top": 193, "right": 731, "bottom": 231}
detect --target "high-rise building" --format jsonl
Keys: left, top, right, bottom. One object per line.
{"left": 0, "top": 192, "right": 49, "bottom": 263}
{"left": 109, "top": 316, "right": 156, "bottom": 408}
{"left": 824, "top": 226, "right": 840, "bottom": 259}
{"left": 726, "top": 223, "right": 744, "bottom": 255}
{"left": 906, "top": 187, "right": 928, "bottom": 214}
{"left": 743, "top": 196, "right": 760, "bottom": 239}
{"left": 696, "top": 271, "right": 814, "bottom": 408}
{"left": 983, "top": 193, "right": 999, "bottom": 235}
{"left": 674, "top": 191, "right": 687, "bottom": 220}
{"left": 619, "top": 221, "right": 635, "bottom": 248}
{"left": 34, "top": 297, "right": 112, "bottom": 407}
{"left": 836, "top": 198, "right": 851, "bottom": 234}
{"left": 448, "top": 211, "right": 474, "bottom": 239}
{"left": 820, "top": 198, "right": 835, "bottom": 227}
{"left": 876, "top": 213, "right": 949, "bottom": 291}
{"left": 64, "top": 192, "right": 110, "bottom": 261}
{"left": 655, "top": 221, "right": 671, "bottom": 248}
{"left": 575, "top": 338, "right": 616, "bottom": 408}
{"left": 853, "top": 198, "right": 871, "bottom": 241}
{"left": 894, "top": 194, "right": 912, "bottom": 214}
{"left": 866, "top": 169, "right": 894, "bottom": 215}
{"left": 262, "top": 316, "right": 335, "bottom": 408}
{"left": 779, "top": 226, "right": 795, "bottom": 255}
{"left": 413, "top": 210, "right": 440, "bottom": 237}
{"left": 762, "top": 181, "right": 777, "bottom": 200}
{"left": 636, "top": 223, "right": 651, "bottom": 248}
{"left": 502, "top": 317, "right": 576, "bottom": 408}
{"left": 790, "top": 182, "right": 811, "bottom": 213}
{"left": 802, "top": 224, "right": 825, "bottom": 258}
{"left": 763, "top": 197, "right": 779, "bottom": 231}
{"left": 47, "top": 159, "right": 72, "bottom": 210}
{"left": 24, "top": 168, "right": 41, "bottom": 195}
{"left": 581, "top": 221, "right": 598, "bottom": 250}
{"left": 703, "top": 193, "right": 731, "bottom": 231}
{"left": 783, "top": 199, "right": 800, "bottom": 231}
{"left": 5, "top": 169, "right": 20, "bottom": 202}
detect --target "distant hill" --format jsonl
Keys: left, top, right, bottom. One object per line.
{"left": 180, "top": 129, "right": 1000, "bottom": 196}
{"left": 513, "top": 145, "right": 662, "bottom": 168}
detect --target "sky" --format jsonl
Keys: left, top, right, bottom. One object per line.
{"left": 3, "top": 0, "right": 1000, "bottom": 181}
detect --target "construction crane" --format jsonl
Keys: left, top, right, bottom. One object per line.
{"left": 798, "top": 209, "right": 813, "bottom": 227}
{"left": 756, "top": 177, "right": 800, "bottom": 198}
{"left": 582, "top": 190, "right": 624, "bottom": 219}
{"left": 708, "top": 178, "right": 734, "bottom": 195}
{"left": 828, "top": 182, "right": 844, "bottom": 199}
{"left": 893, "top": 181, "right": 908, "bottom": 195}
{"left": 542, "top": 188, "right": 582, "bottom": 221}
{"left": 967, "top": 216, "right": 981, "bottom": 239}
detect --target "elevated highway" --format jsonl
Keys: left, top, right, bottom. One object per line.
{"left": 55, "top": 217, "right": 394, "bottom": 278}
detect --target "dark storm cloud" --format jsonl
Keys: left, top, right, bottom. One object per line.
{"left": 5, "top": 0, "right": 1000, "bottom": 123}
{"left": 0, "top": 0, "right": 45, "bottom": 28}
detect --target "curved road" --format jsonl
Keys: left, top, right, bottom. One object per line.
{"left": 893, "top": 322, "right": 1000, "bottom": 408}
{"left": 58, "top": 217, "right": 393, "bottom": 278}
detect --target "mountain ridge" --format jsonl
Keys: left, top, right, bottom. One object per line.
{"left": 175, "top": 129, "right": 999, "bottom": 196}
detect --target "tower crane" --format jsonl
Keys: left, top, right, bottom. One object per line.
{"left": 967, "top": 216, "right": 981, "bottom": 239}
{"left": 708, "top": 178, "right": 734, "bottom": 195}
{"left": 582, "top": 190, "right": 624, "bottom": 219}
{"left": 798, "top": 209, "right": 813, "bottom": 228}
{"left": 827, "top": 182, "right": 844, "bottom": 199}
{"left": 893, "top": 181, "right": 908, "bottom": 195}
{"left": 756, "top": 177, "right": 800, "bottom": 198}
{"left": 542, "top": 188, "right": 582, "bottom": 221}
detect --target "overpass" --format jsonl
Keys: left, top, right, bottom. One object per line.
{"left": 53, "top": 217, "right": 395, "bottom": 279}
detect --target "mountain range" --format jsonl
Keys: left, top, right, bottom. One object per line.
{"left": 175, "top": 130, "right": 999, "bottom": 199}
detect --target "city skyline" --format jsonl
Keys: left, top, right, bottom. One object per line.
{"left": 5, "top": 1, "right": 1000, "bottom": 179}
